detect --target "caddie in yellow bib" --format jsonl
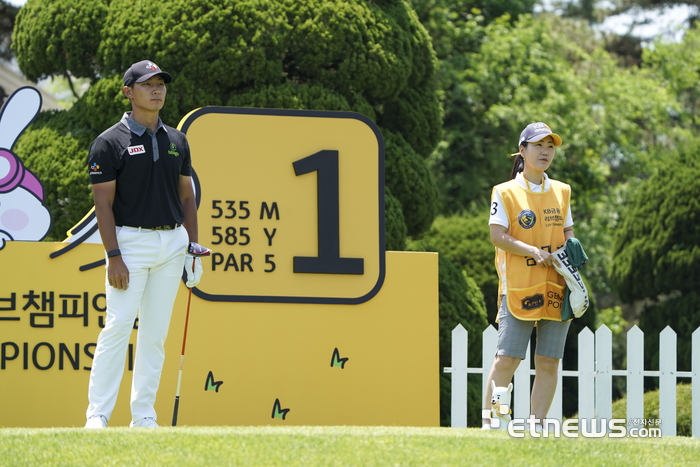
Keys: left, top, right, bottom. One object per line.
{"left": 494, "top": 177, "right": 570, "bottom": 321}
{"left": 482, "top": 121, "right": 576, "bottom": 431}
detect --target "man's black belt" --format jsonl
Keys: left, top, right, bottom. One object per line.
{"left": 118, "top": 224, "right": 181, "bottom": 231}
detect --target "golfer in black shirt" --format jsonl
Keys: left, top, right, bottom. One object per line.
{"left": 85, "top": 60, "right": 201, "bottom": 429}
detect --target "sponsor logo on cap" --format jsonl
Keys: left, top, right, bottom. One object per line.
{"left": 146, "top": 62, "right": 159, "bottom": 71}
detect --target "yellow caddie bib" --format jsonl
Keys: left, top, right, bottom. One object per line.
{"left": 494, "top": 177, "right": 570, "bottom": 321}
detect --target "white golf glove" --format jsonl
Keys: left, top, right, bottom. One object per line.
{"left": 184, "top": 256, "right": 203, "bottom": 288}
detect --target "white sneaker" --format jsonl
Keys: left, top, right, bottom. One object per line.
{"left": 130, "top": 417, "right": 159, "bottom": 428}
{"left": 85, "top": 415, "right": 107, "bottom": 429}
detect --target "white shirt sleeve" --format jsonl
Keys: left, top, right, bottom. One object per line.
{"left": 565, "top": 205, "right": 574, "bottom": 228}
{"left": 489, "top": 188, "right": 509, "bottom": 228}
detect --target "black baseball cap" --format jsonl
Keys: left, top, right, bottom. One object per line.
{"left": 123, "top": 60, "right": 173, "bottom": 87}
{"left": 511, "top": 122, "right": 562, "bottom": 156}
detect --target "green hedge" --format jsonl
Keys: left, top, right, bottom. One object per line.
{"left": 436, "top": 254, "right": 488, "bottom": 426}
{"left": 611, "top": 150, "right": 700, "bottom": 302}
{"left": 385, "top": 187, "right": 407, "bottom": 251}
{"left": 612, "top": 383, "right": 692, "bottom": 437}
{"left": 383, "top": 130, "right": 439, "bottom": 237}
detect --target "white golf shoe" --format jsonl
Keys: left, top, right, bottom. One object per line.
{"left": 85, "top": 415, "right": 108, "bottom": 429}
{"left": 130, "top": 417, "right": 159, "bottom": 428}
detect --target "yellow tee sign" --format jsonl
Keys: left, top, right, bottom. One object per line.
{"left": 180, "top": 108, "right": 384, "bottom": 304}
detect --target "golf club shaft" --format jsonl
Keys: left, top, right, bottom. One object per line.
{"left": 172, "top": 260, "right": 195, "bottom": 426}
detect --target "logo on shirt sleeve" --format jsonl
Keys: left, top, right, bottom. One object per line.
{"left": 89, "top": 162, "right": 101, "bottom": 175}
{"left": 128, "top": 145, "right": 146, "bottom": 156}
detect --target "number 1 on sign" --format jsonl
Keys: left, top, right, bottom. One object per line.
{"left": 293, "top": 150, "right": 364, "bottom": 275}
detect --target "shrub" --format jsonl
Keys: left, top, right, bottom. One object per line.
{"left": 436, "top": 254, "right": 488, "bottom": 426}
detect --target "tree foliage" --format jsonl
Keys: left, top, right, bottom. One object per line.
{"left": 606, "top": 26, "right": 700, "bottom": 309}
{"left": 644, "top": 25, "right": 700, "bottom": 133}
{"left": 0, "top": 0, "right": 18, "bottom": 61}
{"left": 12, "top": 0, "right": 108, "bottom": 81}
{"left": 383, "top": 130, "right": 439, "bottom": 236}
{"left": 13, "top": 0, "right": 442, "bottom": 243}
{"left": 610, "top": 150, "right": 700, "bottom": 302}
{"left": 385, "top": 187, "right": 407, "bottom": 251}
{"left": 430, "top": 14, "right": 674, "bottom": 214}
{"left": 436, "top": 254, "right": 488, "bottom": 426}
{"left": 407, "top": 12, "right": 680, "bottom": 299}
{"left": 411, "top": 0, "right": 535, "bottom": 31}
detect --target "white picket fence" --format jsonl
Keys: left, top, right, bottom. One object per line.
{"left": 444, "top": 324, "right": 700, "bottom": 437}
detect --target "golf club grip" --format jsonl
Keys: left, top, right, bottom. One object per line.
{"left": 172, "top": 397, "right": 180, "bottom": 426}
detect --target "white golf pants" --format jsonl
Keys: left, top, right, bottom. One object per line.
{"left": 86, "top": 225, "right": 189, "bottom": 423}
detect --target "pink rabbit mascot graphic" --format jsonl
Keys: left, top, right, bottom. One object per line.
{"left": 0, "top": 87, "right": 52, "bottom": 249}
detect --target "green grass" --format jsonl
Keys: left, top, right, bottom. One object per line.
{"left": 1, "top": 426, "right": 698, "bottom": 467}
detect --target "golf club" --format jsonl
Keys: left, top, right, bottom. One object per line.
{"left": 172, "top": 242, "right": 211, "bottom": 426}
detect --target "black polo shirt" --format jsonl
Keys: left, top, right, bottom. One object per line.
{"left": 88, "top": 113, "right": 192, "bottom": 228}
